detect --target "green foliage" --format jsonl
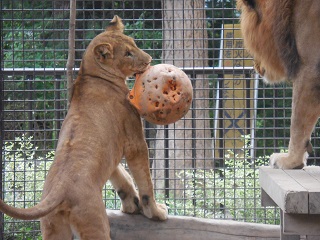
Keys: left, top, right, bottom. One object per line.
{"left": 124, "top": 13, "right": 162, "bottom": 65}
{"left": 165, "top": 135, "right": 280, "bottom": 225}
{"left": 206, "top": 0, "right": 239, "bottom": 67}
{"left": 2, "top": 134, "right": 119, "bottom": 238}
{"left": 3, "top": 135, "right": 53, "bottom": 204}
{"left": 255, "top": 83, "right": 292, "bottom": 157}
{"left": 2, "top": 1, "right": 68, "bottom": 69}
{"left": 1, "top": 136, "right": 280, "bottom": 237}
{"left": 2, "top": 135, "right": 53, "bottom": 239}
{"left": 2, "top": 1, "right": 68, "bottom": 148}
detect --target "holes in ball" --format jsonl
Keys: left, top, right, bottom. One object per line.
{"left": 169, "top": 79, "right": 177, "bottom": 91}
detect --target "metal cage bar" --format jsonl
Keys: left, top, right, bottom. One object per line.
{"left": 1, "top": 0, "right": 317, "bottom": 238}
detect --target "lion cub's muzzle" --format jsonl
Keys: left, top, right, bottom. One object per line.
{"left": 136, "top": 55, "right": 152, "bottom": 74}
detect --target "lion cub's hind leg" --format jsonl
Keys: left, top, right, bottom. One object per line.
{"left": 70, "top": 193, "right": 111, "bottom": 240}
{"left": 110, "top": 164, "right": 140, "bottom": 214}
{"left": 40, "top": 212, "right": 73, "bottom": 240}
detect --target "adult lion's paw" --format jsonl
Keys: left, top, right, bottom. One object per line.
{"left": 270, "top": 152, "right": 307, "bottom": 169}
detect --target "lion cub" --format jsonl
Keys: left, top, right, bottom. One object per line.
{"left": 0, "top": 16, "right": 167, "bottom": 239}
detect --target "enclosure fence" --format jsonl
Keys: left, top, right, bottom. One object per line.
{"left": 1, "top": 0, "right": 320, "bottom": 239}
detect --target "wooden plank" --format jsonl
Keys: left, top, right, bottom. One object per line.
{"left": 283, "top": 213, "right": 320, "bottom": 235}
{"left": 280, "top": 210, "right": 300, "bottom": 240}
{"left": 304, "top": 167, "right": 320, "bottom": 215}
{"left": 107, "top": 210, "right": 280, "bottom": 240}
{"left": 307, "top": 236, "right": 320, "bottom": 240}
{"left": 303, "top": 166, "right": 320, "bottom": 181}
{"left": 285, "top": 169, "right": 320, "bottom": 214}
{"left": 259, "top": 166, "right": 308, "bottom": 214}
{"left": 261, "top": 188, "right": 277, "bottom": 207}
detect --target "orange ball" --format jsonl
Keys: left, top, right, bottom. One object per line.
{"left": 128, "top": 64, "right": 193, "bottom": 125}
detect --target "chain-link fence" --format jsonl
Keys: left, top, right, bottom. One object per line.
{"left": 1, "top": 0, "right": 320, "bottom": 239}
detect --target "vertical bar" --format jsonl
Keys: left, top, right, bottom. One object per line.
{"left": 67, "top": 0, "right": 76, "bottom": 108}
{"left": 0, "top": 74, "right": 3, "bottom": 240}
{"left": 218, "top": 76, "right": 224, "bottom": 168}
{"left": 191, "top": 73, "right": 196, "bottom": 169}
{"left": 191, "top": 73, "right": 197, "bottom": 206}
{"left": 26, "top": 75, "right": 33, "bottom": 138}
{"left": 164, "top": 125, "right": 169, "bottom": 199}
{"left": 144, "top": 120, "right": 153, "bottom": 168}
{"left": 0, "top": 0, "right": 4, "bottom": 237}
{"left": 273, "top": 88, "right": 279, "bottom": 150}
{"left": 54, "top": 75, "right": 61, "bottom": 148}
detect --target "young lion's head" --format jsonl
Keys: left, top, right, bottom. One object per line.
{"left": 80, "top": 16, "right": 152, "bottom": 82}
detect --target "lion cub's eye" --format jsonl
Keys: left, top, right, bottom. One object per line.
{"left": 125, "top": 51, "right": 133, "bottom": 57}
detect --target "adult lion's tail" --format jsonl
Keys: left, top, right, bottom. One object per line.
{"left": 0, "top": 184, "right": 65, "bottom": 220}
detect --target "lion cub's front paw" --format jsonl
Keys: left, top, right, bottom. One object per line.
{"left": 141, "top": 197, "right": 168, "bottom": 221}
{"left": 270, "top": 152, "right": 307, "bottom": 169}
{"left": 151, "top": 203, "right": 168, "bottom": 221}
{"left": 118, "top": 190, "right": 140, "bottom": 214}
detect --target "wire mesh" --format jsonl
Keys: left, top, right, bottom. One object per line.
{"left": 1, "top": 0, "right": 318, "bottom": 239}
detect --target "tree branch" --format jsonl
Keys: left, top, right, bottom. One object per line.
{"left": 66, "top": 0, "right": 76, "bottom": 108}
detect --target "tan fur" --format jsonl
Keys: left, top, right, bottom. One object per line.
{"left": 237, "top": 0, "right": 320, "bottom": 169}
{"left": 0, "top": 16, "right": 167, "bottom": 239}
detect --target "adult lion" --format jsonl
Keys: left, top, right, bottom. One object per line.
{"left": 237, "top": 0, "right": 320, "bottom": 169}
{"left": 0, "top": 16, "right": 167, "bottom": 239}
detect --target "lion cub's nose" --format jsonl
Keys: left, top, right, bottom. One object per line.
{"left": 145, "top": 55, "right": 152, "bottom": 66}
{"left": 145, "top": 60, "right": 152, "bottom": 66}
{"left": 147, "top": 55, "right": 152, "bottom": 63}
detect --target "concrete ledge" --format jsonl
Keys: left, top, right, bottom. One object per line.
{"left": 107, "top": 210, "right": 280, "bottom": 240}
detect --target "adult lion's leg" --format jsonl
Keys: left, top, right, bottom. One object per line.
{"left": 270, "top": 74, "right": 320, "bottom": 169}
{"left": 109, "top": 164, "right": 140, "bottom": 214}
{"left": 125, "top": 143, "right": 168, "bottom": 220}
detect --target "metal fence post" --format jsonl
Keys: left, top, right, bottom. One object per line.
{"left": 0, "top": 1, "right": 4, "bottom": 237}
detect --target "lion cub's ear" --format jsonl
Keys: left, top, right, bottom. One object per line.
{"left": 106, "top": 15, "right": 125, "bottom": 33}
{"left": 93, "top": 43, "right": 113, "bottom": 62}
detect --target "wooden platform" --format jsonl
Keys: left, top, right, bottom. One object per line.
{"left": 260, "top": 166, "right": 320, "bottom": 240}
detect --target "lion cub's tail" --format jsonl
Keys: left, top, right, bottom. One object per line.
{"left": 0, "top": 186, "right": 64, "bottom": 220}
